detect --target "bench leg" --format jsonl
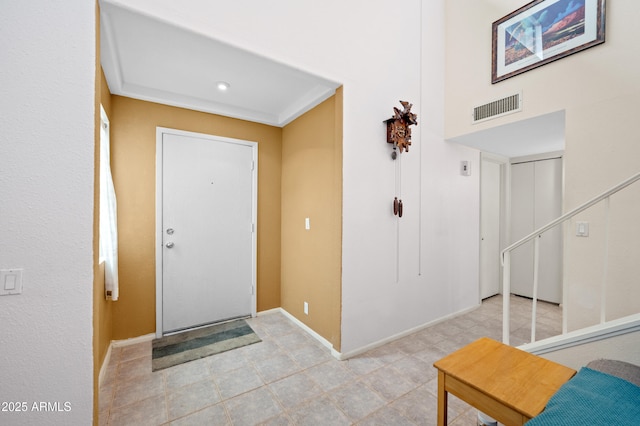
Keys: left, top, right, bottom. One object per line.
{"left": 437, "top": 370, "right": 448, "bottom": 425}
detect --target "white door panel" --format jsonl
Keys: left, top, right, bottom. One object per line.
{"left": 480, "top": 159, "right": 501, "bottom": 299}
{"left": 158, "top": 130, "right": 256, "bottom": 334}
{"left": 510, "top": 158, "right": 562, "bottom": 304}
{"left": 534, "top": 158, "right": 563, "bottom": 303}
{"left": 511, "top": 162, "right": 535, "bottom": 298}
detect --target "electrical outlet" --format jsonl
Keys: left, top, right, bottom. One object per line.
{"left": 304, "top": 301, "right": 309, "bottom": 315}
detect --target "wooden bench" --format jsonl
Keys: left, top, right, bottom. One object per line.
{"left": 433, "top": 337, "right": 576, "bottom": 425}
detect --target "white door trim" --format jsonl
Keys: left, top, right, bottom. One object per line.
{"left": 155, "top": 127, "right": 258, "bottom": 338}
{"left": 479, "top": 152, "right": 509, "bottom": 301}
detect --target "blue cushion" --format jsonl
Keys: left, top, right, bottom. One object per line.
{"left": 526, "top": 367, "right": 640, "bottom": 425}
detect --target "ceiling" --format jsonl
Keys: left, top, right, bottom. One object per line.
{"left": 100, "top": 1, "right": 563, "bottom": 157}
{"left": 448, "top": 110, "right": 565, "bottom": 159}
{"left": 99, "top": 1, "right": 340, "bottom": 127}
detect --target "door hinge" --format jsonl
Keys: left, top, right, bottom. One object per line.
{"left": 251, "top": 286, "right": 255, "bottom": 295}
{"left": 251, "top": 223, "right": 255, "bottom": 233}
{"left": 251, "top": 161, "right": 255, "bottom": 171}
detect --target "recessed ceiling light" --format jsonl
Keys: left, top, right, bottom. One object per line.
{"left": 216, "top": 81, "right": 230, "bottom": 91}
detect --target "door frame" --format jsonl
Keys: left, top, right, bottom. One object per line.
{"left": 155, "top": 127, "right": 258, "bottom": 337}
{"left": 479, "top": 152, "right": 509, "bottom": 301}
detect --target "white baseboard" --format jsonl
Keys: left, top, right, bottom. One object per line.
{"left": 98, "top": 344, "right": 112, "bottom": 388}
{"left": 258, "top": 308, "right": 342, "bottom": 359}
{"left": 260, "top": 304, "right": 481, "bottom": 361}
{"left": 337, "top": 304, "right": 481, "bottom": 360}
{"left": 98, "top": 333, "right": 156, "bottom": 388}
{"left": 100, "top": 303, "right": 483, "bottom": 383}
{"left": 111, "top": 333, "right": 156, "bottom": 347}
{"left": 256, "top": 308, "right": 281, "bottom": 316}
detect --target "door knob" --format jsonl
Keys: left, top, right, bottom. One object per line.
{"left": 166, "top": 242, "right": 174, "bottom": 248}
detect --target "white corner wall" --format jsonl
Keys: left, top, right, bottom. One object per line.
{"left": 107, "top": 0, "right": 480, "bottom": 354}
{"left": 0, "top": 2, "right": 95, "bottom": 425}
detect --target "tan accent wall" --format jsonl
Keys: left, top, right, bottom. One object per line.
{"left": 94, "top": 31, "right": 116, "bottom": 426}
{"left": 100, "top": 69, "right": 112, "bottom": 117}
{"left": 110, "top": 96, "right": 282, "bottom": 339}
{"left": 95, "top": 68, "right": 114, "bottom": 364}
{"left": 281, "top": 89, "right": 343, "bottom": 350}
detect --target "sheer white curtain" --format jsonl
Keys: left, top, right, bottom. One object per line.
{"left": 99, "top": 106, "right": 119, "bottom": 300}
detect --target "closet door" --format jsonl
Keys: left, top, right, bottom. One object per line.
{"left": 510, "top": 158, "right": 562, "bottom": 304}
{"left": 534, "top": 158, "right": 562, "bottom": 303}
{"left": 510, "top": 162, "right": 535, "bottom": 298}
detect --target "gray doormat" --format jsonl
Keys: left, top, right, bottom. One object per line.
{"left": 152, "top": 319, "right": 261, "bottom": 371}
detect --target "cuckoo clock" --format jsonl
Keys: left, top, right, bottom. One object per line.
{"left": 386, "top": 101, "right": 417, "bottom": 218}
{"left": 385, "top": 100, "right": 418, "bottom": 156}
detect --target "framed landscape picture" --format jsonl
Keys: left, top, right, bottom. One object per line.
{"left": 492, "top": 0, "right": 606, "bottom": 83}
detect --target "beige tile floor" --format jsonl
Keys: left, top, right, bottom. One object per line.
{"left": 99, "top": 295, "right": 561, "bottom": 425}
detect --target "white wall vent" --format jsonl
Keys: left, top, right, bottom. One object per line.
{"left": 472, "top": 92, "right": 522, "bottom": 124}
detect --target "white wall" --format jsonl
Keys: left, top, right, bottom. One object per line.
{"left": 0, "top": 2, "right": 95, "bottom": 425}
{"left": 446, "top": 1, "right": 640, "bottom": 332}
{"left": 108, "top": 0, "right": 480, "bottom": 354}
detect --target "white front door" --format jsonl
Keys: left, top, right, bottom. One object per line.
{"left": 156, "top": 128, "right": 257, "bottom": 335}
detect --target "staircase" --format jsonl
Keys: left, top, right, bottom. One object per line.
{"left": 500, "top": 171, "right": 640, "bottom": 357}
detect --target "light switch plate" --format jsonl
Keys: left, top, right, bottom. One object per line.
{"left": 460, "top": 161, "right": 471, "bottom": 176}
{"left": 0, "top": 269, "right": 23, "bottom": 295}
{"left": 576, "top": 221, "right": 589, "bottom": 237}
